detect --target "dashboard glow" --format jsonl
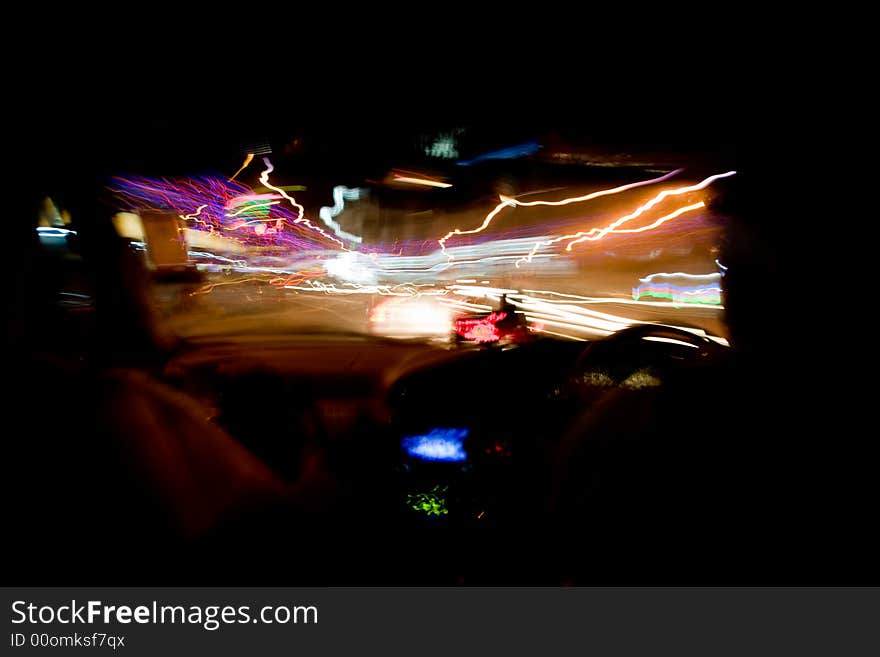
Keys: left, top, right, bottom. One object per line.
{"left": 402, "top": 428, "right": 469, "bottom": 462}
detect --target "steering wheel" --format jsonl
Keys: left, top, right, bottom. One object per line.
{"left": 570, "top": 323, "right": 727, "bottom": 387}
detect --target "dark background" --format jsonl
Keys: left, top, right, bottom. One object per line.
{"left": 10, "top": 17, "right": 763, "bottom": 194}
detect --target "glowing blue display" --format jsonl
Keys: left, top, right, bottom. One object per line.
{"left": 402, "top": 428, "right": 469, "bottom": 462}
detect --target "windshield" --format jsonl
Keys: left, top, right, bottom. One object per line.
{"left": 39, "top": 123, "right": 736, "bottom": 347}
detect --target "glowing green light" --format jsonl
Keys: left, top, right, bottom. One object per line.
{"left": 238, "top": 200, "right": 273, "bottom": 219}
{"left": 632, "top": 290, "right": 722, "bottom": 305}
{"left": 407, "top": 485, "right": 449, "bottom": 516}
{"left": 252, "top": 185, "right": 307, "bottom": 193}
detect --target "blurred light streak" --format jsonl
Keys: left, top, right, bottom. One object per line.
{"left": 519, "top": 200, "right": 705, "bottom": 266}
{"left": 180, "top": 204, "right": 218, "bottom": 235}
{"left": 440, "top": 169, "right": 684, "bottom": 258}
{"left": 357, "top": 236, "right": 565, "bottom": 279}
{"left": 449, "top": 285, "right": 520, "bottom": 297}
{"left": 520, "top": 315, "right": 614, "bottom": 337}
{"left": 268, "top": 271, "right": 321, "bottom": 288}
{"left": 225, "top": 200, "right": 280, "bottom": 217}
{"left": 187, "top": 251, "right": 248, "bottom": 267}
{"left": 632, "top": 286, "right": 722, "bottom": 305}
{"left": 514, "top": 305, "right": 630, "bottom": 334}
{"left": 184, "top": 228, "right": 249, "bottom": 253}
{"left": 323, "top": 251, "right": 377, "bottom": 284}
{"left": 450, "top": 288, "right": 636, "bottom": 335}
{"left": 113, "top": 176, "right": 336, "bottom": 252}
{"left": 639, "top": 272, "right": 722, "bottom": 283}
{"left": 495, "top": 293, "right": 728, "bottom": 344}
{"left": 643, "top": 336, "right": 699, "bottom": 348}
{"left": 632, "top": 271, "right": 723, "bottom": 305}
{"left": 192, "top": 277, "right": 269, "bottom": 295}
{"left": 576, "top": 201, "right": 705, "bottom": 240}
{"left": 381, "top": 253, "right": 559, "bottom": 275}
{"left": 283, "top": 280, "right": 448, "bottom": 298}
{"left": 227, "top": 193, "right": 279, "bottom": 208}
{"left": 196, "top": 261, "right": 302, "bottom": 276}
{"left": 253, "top": 184, "right": 307, "bottom": 193}
{"left": 181, "top": 204, "right": 209, "bottom": 221}
{"left": 318, "top": 186, "right": 365, "bottom": 243}
{"left": 456, "top": 141, "right": 541, "bottom": 166}
{"left": 514, "top": 169, "right": 685, "bottom": 209}
{"left": 258, "top": 157, "right": 347, "bottom": 249}
{"left": 438, "top": 197, "right": 516, "bottom": 257}
{"left": 230, "top": 153, "right": 254, "bottom": 181}
{"left": 516, "top": 171, "right": 734, "bottom": 265}
{"left": 392, "top": 175, "right": 452, "bottom": 188}
{"left": 559, "top": 172, "right": 733, "bottom": 246}
{"left": 520, "top": 289, "right": 725, "bottom": 310}
{"left": 36, "top": 226, "right": 76, "bottom": 237}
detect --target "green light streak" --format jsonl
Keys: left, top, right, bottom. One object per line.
{"left": 252, "top": 185, "right": 307, "bottom": 193}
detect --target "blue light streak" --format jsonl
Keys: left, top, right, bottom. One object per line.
{"left": 456, "top": 141, "right": 541, "bottom": 166}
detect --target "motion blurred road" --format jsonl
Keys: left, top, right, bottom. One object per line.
{"left": 163, "top": 276, "right": 726, "bottom": 340}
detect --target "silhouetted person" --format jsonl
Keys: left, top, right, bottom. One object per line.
{"left": 543, "top": 169, "right": 866, "bottom": 584}
{"left": 5, "top": 117, "right": 335, "bottom": 584}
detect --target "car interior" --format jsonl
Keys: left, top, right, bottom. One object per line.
{"left": 7, "top": 106, "right": 869, "bottom": 587}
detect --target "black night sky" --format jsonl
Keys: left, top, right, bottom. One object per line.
{"left": 12, "top": 27, "right": 767, "bottom": 223}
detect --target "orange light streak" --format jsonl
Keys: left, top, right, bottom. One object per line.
{"left": 230, "top": 153, "right": 254, "bottom": 181}
{"left": 439, "top": 169, "right": 684, "bottom": 259}
{"left": 518, "top": 171, "right": 735, "bottom": 264}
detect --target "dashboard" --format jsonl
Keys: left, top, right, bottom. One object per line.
{"left": 163, "top": 328, "right": 724, "bottom": 543}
